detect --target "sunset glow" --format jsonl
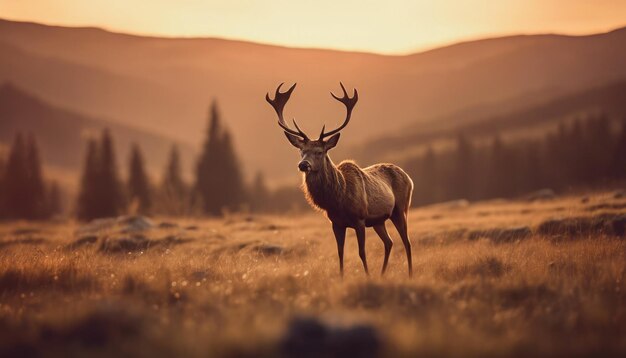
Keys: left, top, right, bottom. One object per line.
{"left": 2, "top": 0, "right": 626, "bottom": 54}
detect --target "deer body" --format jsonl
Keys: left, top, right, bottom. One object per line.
{"left": 305, "top": 159, "right": 410, "bottom": 228}
{"left": 266, "top": 83, "right": 414, "bottom": 276}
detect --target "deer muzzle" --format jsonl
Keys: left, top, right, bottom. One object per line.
{"left": 298, "top": 161, "right": 312, "bottom": 172}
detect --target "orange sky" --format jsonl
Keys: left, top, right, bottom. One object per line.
{"left": 2, "top": 0, "right": 626, "bottom": 54}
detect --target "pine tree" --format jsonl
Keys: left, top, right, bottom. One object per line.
{"left": 163, "top": 145, "right": 185, "bottom": 194}
{"left": 421, "top": 146, "right": 439, "bottom": 204}
{"left": 610, "top": 121, "right": 626, "bottom": 180}
{"left": 1, "top": 133, "right": 48, "bottom": 219}
{"left": 160, "top": 145, "right": 188, "bottom": 215}
{"left": 220, "top": 131, "right": 245, "bottom": 209}
{"left": 409, "top": 146, "right": 439, "bottom": 206}
{"left": 250, "top": 171, "right": 269, "bottom": 212}
{"left": 2, "top": 133, "right": 27, "bottom": 219}
{"left": 586, "top": 114, "right": 613, "bottom": 184}
{"left": 96, "top": 129, "right": 124, "bottom": 217}
{"left": 77, "top": 130, "right": 125, "bottom": 220}
{"left": 195, "top": 101, "right": 245, "bottom": 215}
{"left": 488, "top": 136, "right": 512, "bottom": 198}
{"left": 450, "top": 133, "right": 475, "bottom": 200}
{"left": 127, "top": 144, "right": 152, "bottom": 214}
{"left": 25, "top": 134, "right": 47, "bottom": 219}
{"left": 196, "top": 102, "right": 220, "bottom": 214}
{"left": 77, "top": 139, "right": 100, "bottom": 220}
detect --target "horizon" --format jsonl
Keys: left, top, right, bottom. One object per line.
{"left": 2, "top": 15, "right": 625, "bottom": 57}
{"left": 2, "top": 0, "right": 626, "bottom": 54}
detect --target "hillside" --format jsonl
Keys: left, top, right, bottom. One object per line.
{"left": 0, "top": 18, "right": 625, "bottom": 182}
{"left": 353, "top": 80, "right": 626, "bottom": 163}
{"left": 0, "top": 83, "right": 195, "bottom": 185}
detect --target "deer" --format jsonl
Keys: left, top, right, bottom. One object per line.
{"left": 266, "top": 82, "right": 414, "bottom": 277}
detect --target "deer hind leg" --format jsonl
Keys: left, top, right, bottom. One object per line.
{"left": 332, "top": 223, "right": 346, "bottom": 277}
{"left": 391, "top": 209, "right": 413, "bottom": 277}
{"left": 373, "top": 224, "right": 393, "bottom": 275}
{"left": 355, "top": 223, "right": 369, "bottom": 275}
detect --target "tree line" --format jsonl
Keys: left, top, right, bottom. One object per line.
{"left": 77, "top": 101, "right": 249, "bottom": 220}
{"left": 0, "top": 133, "right": 62, "bottom": 220}
{"left": 3, "top": 105, "right": 623, "bottom": 221}
{"left": 406, "top": 114, "right": 626, "bottom": 206}
{"left": 0, "top": 100, "right": 304, "bottom": 221}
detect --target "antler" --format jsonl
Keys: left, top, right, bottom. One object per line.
{"left": 266, "top": 83, "right": 309, "bottom": 141}
{"left": 319, "top": 82, "right": 358, "bottom": 140}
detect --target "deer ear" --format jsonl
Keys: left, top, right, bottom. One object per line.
{"left": 324, "top": 133, "right": 341, "bottom": 150}
{"left": 284, "top": 132, "right": 305, "bottom": 149}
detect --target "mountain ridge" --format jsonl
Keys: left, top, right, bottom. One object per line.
{"left": 1, "top": 17, "right": 625, "bottom": 183}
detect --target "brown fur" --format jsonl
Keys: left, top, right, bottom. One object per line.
{"left": 304, "top": 158, "right": 413, "bottom": 224}
{"left": 301, "top": 153, "right": 414, "bottom": 276}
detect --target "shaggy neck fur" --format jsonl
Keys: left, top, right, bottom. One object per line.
{"left": 303, "top": 155, "right": 345, "bottom": 213}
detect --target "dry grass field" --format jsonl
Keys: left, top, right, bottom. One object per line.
{"left": 0, "top": 190, "right": 625, "bottom": 357}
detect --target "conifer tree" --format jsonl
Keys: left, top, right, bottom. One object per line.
{"left": 96, "top": 129, "right": 124, "bottom": 217}
{"left": 77, "top": 139, "right": 100, "bottom": 220}
{"left": 220, "top": 131, "right": 245, "bottom": 208}
{"left": 450, "top": 133, "right": 475, "bottom": 200}
{"left": 1, "top": 133, "right": 47, "bottom": 219}
{"left": 25, "top": 134, "right": 47, "bottom": 218}
{"left": 488, "top": 136, "right": 510, "bottom": 198}
{"left": 195, "top": 101, "right": 245, "bottom": 215}
{"left": 196, "top": 102, "right": 220, "bottom": 214}
{"left": 250, "top": 171, "right": 269, "bottom": 212}
{"left": 163, "top": 145, "right": 185, "bottom": 194}
{"left": 2, "top": 133, "right": 28, "bottom": 219}
{"left": 128, "top": 144, "right": 152, "bottom": 214}
{"left": 76, "top": 130, "right": 125, "bottom": 220}
{"left": 611, "top": 122, "right": 626, "bottom": 180}
{"left": 160, "top": 145, "right": 188, "bottom": 215}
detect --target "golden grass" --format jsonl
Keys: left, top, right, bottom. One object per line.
{"left": 0, "top": 190, "right": 625, "bottom": 357}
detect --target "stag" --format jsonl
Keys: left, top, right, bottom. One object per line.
{"left": 266, "top": 82, "right": 414, "bottom": 277}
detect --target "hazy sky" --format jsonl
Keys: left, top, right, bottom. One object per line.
{"left": 2, "top": 0, "right": 626, "bottom": 54}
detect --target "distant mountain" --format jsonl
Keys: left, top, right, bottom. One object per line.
{"left": 353, "top": 80, "right": 626, "bottom": 163}
{"left": 0, "top": 18, "right": 625, "bottom": 183}
{"left": 0, "top": 83, "right": 195, "bottom": 185}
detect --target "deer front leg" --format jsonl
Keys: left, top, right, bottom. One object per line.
{"left": 355, "top": 223, "right": 369, "bottom": 275}
{"left": 373, "top": 224, "right": 393, "bottom": 275}
{"left": 332, "top": 223, "right": 346, "bottom": 277}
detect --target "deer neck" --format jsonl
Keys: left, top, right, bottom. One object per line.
{"left": 304, "top": 155, "right": 344, "bottom": 212}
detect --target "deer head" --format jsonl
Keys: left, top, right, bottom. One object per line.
{"left": 266, "top": 82, "right": 358, "bottom": 173}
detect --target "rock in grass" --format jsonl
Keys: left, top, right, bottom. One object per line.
{"left": 525, "top": 188, "right": 556, "bottom": 201}
{"left": 98, "top": 235, "right": 150, "bottom": 253}
{"left": 11, "top": 228, "right": 40, "bottom": 236}
{"left": 65, "top": 235, "right": 99, "bottom": 250}
{"left": 77, "top": 216, "right": 154, "bottom": 235}
{"left": 537, "top": 214, "right": 626, "bottom": 237}
{"left": 158, "top": 222, "right": 179, "bottom": 229}
{"left": 426, "top": 199, "right": 470, "bottom": 210}
{"left": 253, "top": 244, "right": 286, "bottom": 256}
{"left": 117, "top": 216, "right": 154, "bottom": 232}
{"left": 468, "top": 227, "right": 532, "bottom": 243}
